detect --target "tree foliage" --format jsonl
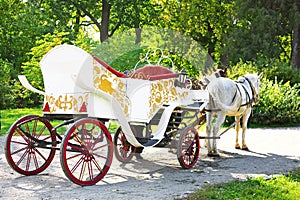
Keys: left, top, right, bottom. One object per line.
{"left": 224, "top": 0, "right": 300, "bottom": 65}
{"left": 157, "top": 0, "right": 234, "bottom": 65}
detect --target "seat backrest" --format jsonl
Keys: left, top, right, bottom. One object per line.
{"left": 129, "top": 65, "right": 175, "bottom": 80}
{"left": 40, "top": 44, "right": 92, "bottom": 94}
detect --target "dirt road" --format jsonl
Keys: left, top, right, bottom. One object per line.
{"left": 0, "top": 127, "right": 299, "bottom": 200}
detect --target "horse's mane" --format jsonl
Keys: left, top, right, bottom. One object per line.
{"left": 192, "top": 67, "right": 227, "bottom": 90}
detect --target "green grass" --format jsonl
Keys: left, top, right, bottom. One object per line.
{"left": 186, "top": 168, "right": 300, "bottom": 200}
{"left": 0, "top": 107, "right": 42, "bottom": 136}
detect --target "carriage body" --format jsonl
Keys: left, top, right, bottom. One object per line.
{"left": 39, "top": 44, "right": 208, "bottom": 123}
{"left": 5, "top": 44, "right": 209, "bottom": 186}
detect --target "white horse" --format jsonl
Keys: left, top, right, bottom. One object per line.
{"left": 205, "top": 74, "right": 262, "bottom": 156}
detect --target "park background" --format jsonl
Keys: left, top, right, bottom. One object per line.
{"left": 0, "top": 1, "right": 300, "bottom": 199}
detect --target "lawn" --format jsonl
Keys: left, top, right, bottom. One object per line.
{"left": 0, "top": 107, "right": 42, "bottom": 136}
{"left": 186, "top": 168, "right": 300, "bottom": 200}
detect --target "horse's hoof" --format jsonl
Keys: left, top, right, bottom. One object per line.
{"left": 235, "top": 146, "right": 241, "bottom": 149}
{"left": 242, "top": 147, "right": 249, "bottom": 151}
{"left": 207, "top": 152, "right": 220, "bottom": 157}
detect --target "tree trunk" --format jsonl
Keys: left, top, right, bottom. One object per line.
{"left": 68, "top": 0, "right": 105, "bottom": 43}
{"left": 291, "top": 1, "right": 300, "bottom": 69}
{"left": 100, "top": 0, "right": 111, "bottom": 43}
{"left": 135, "top": 28, "right": 142, "bottom": 44}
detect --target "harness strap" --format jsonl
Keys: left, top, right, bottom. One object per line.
{"left": 240, "top": 84, "right": 252, "bottom": 106}
{"left": 234, "top": 77, "right": 256, "bottom": 111}
{"left": 244, "top": 76, "right": 256, "bottom": 103}
{"left": 231, "top": 83, "right": 242, "bottom": 104}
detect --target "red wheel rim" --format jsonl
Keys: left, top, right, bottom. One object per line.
{"left": 60, "top": 118, "right": 113, "bottom": 186}
{"left": 177, "top": 127, "right": 200, "bottom": 169}
{"left": 114, "top": 127, "right": 136, "bottom": 162}
{"left": 5, "top": 115, "right": 56, "bottom": 175}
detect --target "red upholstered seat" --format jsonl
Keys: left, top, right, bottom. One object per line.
{"left": 129, "top": 65, "right": 178, "bottom": 80}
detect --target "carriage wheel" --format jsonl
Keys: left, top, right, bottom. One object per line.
{"left": 113, "top": 127, "right": 136, "bottom": 162}
{"left": 177, "top": 127, "right": 200, "bottom": 169}
{"left": 5, "top": 115, "right": 56, "bottom": 175}
{"left": 60, "top": 118, "right": 113, "bottom": 186}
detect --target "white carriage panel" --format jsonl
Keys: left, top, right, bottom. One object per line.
{"left": 126, "top": 79, "right": 151, "bottom": 122}
{"left": 88, "top": 94, "right": 116, "bottom": 119}
{"left": 190, "top": 90, "right": 209, "bottom": 102}
{"left": 92, "top": 58, "right": 130, "bottom": 119}
{"left": 176, "top": 89, "right": 209, "bottom": 111}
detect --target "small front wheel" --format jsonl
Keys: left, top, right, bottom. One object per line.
{"left": 113, "top": 127, "right": 136, "bottom": 162}
{"left": 177, "top": 127, "right": 200, "bottom": 169}
{"left": 60, "top": 118, "right": 113, "bottom": 186}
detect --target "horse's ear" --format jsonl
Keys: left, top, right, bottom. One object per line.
{"left": 224, "top": 67, "right": 228, "bottom": 73}
{"left": 258, "top": 72, "right": 263, "bottom": 79}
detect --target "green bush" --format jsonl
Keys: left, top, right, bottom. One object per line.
{"left": 252, "top": 78, "right": 300, "bottom": 125}
{"left": 0, "top": 59, "right": 12, "bottom": 109}
{"left": 254, "top": 57, "right": 300, "bottom": 86}
{"left": 228, "top": 58, "right": 300, "bottom": 86}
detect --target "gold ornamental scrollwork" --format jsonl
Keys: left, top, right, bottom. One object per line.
{"left": 44, "top": 94, "right": 89, "bottom": 114}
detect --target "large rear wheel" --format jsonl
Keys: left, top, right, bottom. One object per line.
{"left": 5, "top": 115, "right": 56, "bottom": 175}
{"left": 177, "top": 127, "right": 200, "bottom": 169}
{"left": 60, "top": 118, "right": 113, "bottom": 186}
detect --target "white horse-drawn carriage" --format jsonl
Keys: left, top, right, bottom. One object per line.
{"left": 5, "top": 44, "right": 213, "bottom": 186}
{"left": 5, "top": 44, "right": 261, "bottom": 186}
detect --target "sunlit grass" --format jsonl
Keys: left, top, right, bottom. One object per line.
{"left": 0, "top": 107, "right": 42, "bottom": 136}
{"left": 186, "top": 168, "right": 300, "bottom": 200}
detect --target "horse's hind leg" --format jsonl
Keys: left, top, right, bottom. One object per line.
{"left": 235, "top": 115, "right": 241, "bottom": 149}
{"left": 241, "top": 109, "right": 251, "bottom": 151}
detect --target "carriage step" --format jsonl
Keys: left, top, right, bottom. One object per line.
{"left": 136, "top": 138, "right": 159, "bottom": 147}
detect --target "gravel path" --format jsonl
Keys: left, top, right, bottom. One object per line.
{"left": 0, "top": 127, "right": 299, "bottom": 200}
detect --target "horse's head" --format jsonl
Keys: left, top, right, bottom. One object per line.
{"left": 243, "top": 73, "right": 262, "bottom": 104}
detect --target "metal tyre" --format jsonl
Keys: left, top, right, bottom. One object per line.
{"left": 5, "top": 115, "right": 56, "bottom": 175}
{"left": 113, "top": 127, "right": 136, "bottom": 162}
{"left": 177, "top": 127, "right": 200, "bottom": 169}
{"left": 60, "top": 118, "right": 113, "bottom": 186}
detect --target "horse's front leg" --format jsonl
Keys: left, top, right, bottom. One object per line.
{"left": 235, "top": 115, "right": 241, "bottom": 149}
{"left": 241, "top": 109, "right": 251, "bottom": 151}
{"left": 209, "top": 111, "right": 226, "bottom": 156}
{"left": 206, "top": 112, "right": 213, "bottom": 154}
